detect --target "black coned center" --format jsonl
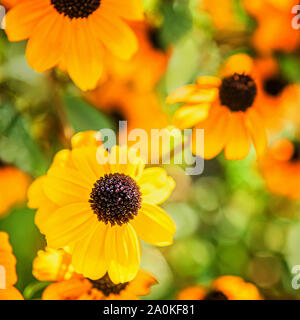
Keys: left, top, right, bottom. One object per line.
{"left": 263, "top": 75, "right": 289, "bottom": 97}
{"left": 290, "top": 141, "right": 300, "bottom": 162}
{"left": 89, "top": 173, "right": 142, "bottom": 226}
{"left": 51, "top": 0, "right": 101, "bottom": 19}
{"left": 219, "top": 73, "right": 257, "bottom": 112}
{"left": 89, "top": 273, "right": 129, "bottom": 296}
{"left": 203, "top": 291, "right": 229, "bottom": 300}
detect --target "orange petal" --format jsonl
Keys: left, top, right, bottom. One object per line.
{"left": 224, "top": 112, "right": 251, "bottom": 160}
{"left": 192, "top": 106, "right": 230, "bottom": 159}
{"left": 245, "top": 108, "right": 267, "bottom": 159}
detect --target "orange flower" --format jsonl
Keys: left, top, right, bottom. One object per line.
{"left": 103, "top": 21, "right": 170, "bottom": 92}
{"left": 0, "top": 232, "right": 23, "bottom": 300}
{"left": 202, "top": 0, "right": 246, "bottom": 31}
{"left": 223, "top": 54, "right": 300, "bottom": 133}
{"left": 167, "top": 55, "right": 267, "bottom": 160}
{"left": 260, "top": 138, "right": 300, "bottom": 199}
{"left": 177, "top": 276, "right": 262, "bottom": 300}
{"left": 33, "top": 248, "right": 157, "bottom": 300}
{"left": 243, "top": 0, "right": 300, "bottom": 53}
{"left": 5, "top": 0, "right": 144, "bottom": 91}
{"left": 0, "top": 164, "right": 31, "bottom": 216}
{"left": 89, "top": 80, "right": 169, "bottom": 133}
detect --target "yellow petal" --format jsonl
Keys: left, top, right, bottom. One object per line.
{"left": 131, "top": 203, "right": 176, "bottom": 246}
{"left": 71, "top": 147, "right": 106, "bottom": 187}
{"left": 139, "top": 168, "right": 175, "bottom": 205}
{"left": 71, "top": 222, "right": 108, "bottom": 280}
{"left": 71, "top": 131, "right": 101, "bottom": 149}
{"left": 43, "top": 172, "right": 90, "bottom": 206}
{"left": 44, "top": 203, "right": 96, "bottom": 248}
{"left": 173, "top": 103, "right": 210, "bottom": 129}
{"left": 196, "top": 76, "right": 221, "bottom": 88}
{"left": 105, "top": 224, "right": 141, "bottom": 284}
{"left": 166, "top": 84, "right": 198, "bottom": 104}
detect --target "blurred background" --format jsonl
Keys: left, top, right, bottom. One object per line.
{"left": 0, "top": 0, "right": 300, "bottom": 299}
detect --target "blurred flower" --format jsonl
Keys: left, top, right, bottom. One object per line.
{"left": 89, "top": 81, "right": 169, "bottom": 133}
{"left": 28, "top": 131, "right": 176, "bottom": 284}
{"left": 0, "top": 232, "right": 23, "bottom": 300}
{"left": 167, "top": 65, "right": 267, "bottom": 160}
{"left": 177, "top": 275, "right": 262, "bottom": 300}
{"left": 43, "top": 271, "right": 157, "bottom": 300}
{"left": 5, "top": 0, "right": 144, "bottom": 91}
{"left": 103, "top": 20, "right": 170, "bottom": 92}
{"left": 0, "top": 164, "right": 31, "bottom": 217}
{"left": 260, "top": 138, "right": 300, "bottom": 199}
{"left": 202, "top": 0, "right": 245, "bottom": 31}
{"left": 243, "top": 0, "right": 300, "bottom": 53}
{"left": 33, "top": 247, "right": 157, "bottom": 300}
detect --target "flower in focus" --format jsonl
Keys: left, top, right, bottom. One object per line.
{"left": 33, "top": 248, "right": 157, "bottom": 300}
{"left": 5, "top": 0, "right": 144, "bottom": 91}
{"left": 28, "top": 131, "right": 176, "bottom": 284}
{"left": 0, "top": 164, "right": 31, "bottom": 217}
{"left": 167, "top": 56, "right": 267, "bottom": 160}
{"left": 177, "top": 275, "right": 262, "bottom": 300}
{"left": 243, "top": 0, "right": 300, "bottom": 53}
{"left": 0, "top": 232, "right": 23, "bottom": 300}
{"left": 260, "top": 138, "right": 300, "bottom": 199}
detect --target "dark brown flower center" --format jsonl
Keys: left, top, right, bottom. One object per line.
{"left": 89, "top": 273, "right": 129, "bottom": 296}
{"left": 204, "top": 290, "right": 229, "bottom": 300}
{"left": 263, "top": 75, "right": 288, "bottom": 97}
{"left": 89, "top": 173, "right": 142, "bottom": 226}
{"left": 51, "top": 0, "right": 101, "bottom": 19}
{"left": 219, "top": 73, "right": 257, "bottom": 112}
{"left": 290, "top": 141, "right": 300, "bottom": 162}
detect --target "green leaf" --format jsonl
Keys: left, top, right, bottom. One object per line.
{"left": 0, "top": 103, "right": 48, "bottom": 176}
{"left": 63, "top": 94, "right": 114, "bottom": 133}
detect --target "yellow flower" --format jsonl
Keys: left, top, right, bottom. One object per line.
{"left": 28, "top": 131, "right": 176, "bottom": 284}
{"left": 5, "top": 0, "right": 144, "bottom": 91}
{"left": 167, "top": 56, "right": 268, "bottom": 160}
{"left": 0, "top": 232, "right": 23, "bottom": 300}
{"left": 0, "top": 164, "right": 31, "bottom": 217}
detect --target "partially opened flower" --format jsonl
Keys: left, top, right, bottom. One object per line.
{"left": 33, "top": 247, "right": 157, "bottom": 300}
{"left": 0, "top": 164, "right": 31, "bottom": 217}
{"left": 260, "top": 138, "right": 300, "bottom": 199}
{"left": 0, "top": 232, "right": 23, "bottom": 300}
{"left": 5, "top": 0, "right": 144, "bottom": 91}
{"left": 177, "top": 275, "right": 262, "bottom": 300}
{"left": 167, "top": 55, "right": 267, "bottom": 160}
{"left": 28, "top": 131, "right": 176, "bottom": 284}
{"left": 243, "top": 0, "right": 300, "bottom": 53}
